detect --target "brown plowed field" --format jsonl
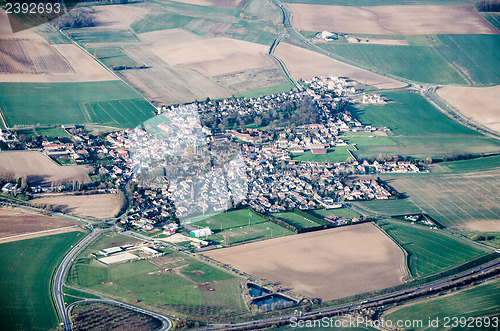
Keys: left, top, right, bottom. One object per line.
{"left": 286, "top": 4, "right": 499, "bottom": 35}
{"left": 275, "top": 43, "right": 405, "bottom": 88}
{"left": 0, "top": 208, "right": 79, "bottom": 240}
{"left": 437, "top": 85, "right": 500, "bottom": 133}
{"left": 32, "top": 194, "right": 122, "bottom": 219}
{"left": 204, "top": 223, "right": 406, "bottom": 300}
{"left": 0, "top": 151, "right": 89, "bottom": 185}
{"left": 152, "top": 37, "right": 276, "bottom": 76}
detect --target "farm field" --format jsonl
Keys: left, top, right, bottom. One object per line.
{"left": 317, "top": 35, "right": 500, "bottom": 86}
{"left": 351, "top": 198, "right": 423, "bottom": 217}
{"left": 205, "top": 223, "right": 406, "bottom": 301}
{"left": 350, "top": 91, "right": 500, "bottom": 159}
{"left": 291, "top": 146, "right": 354, "bottom": 162}
{"left": 0, "top": 208, "right": 79, "bottom": 240}
{"left": 31, "top": 194, "right": 123, "bottom": 219}
{"left": 235, "top": 82, "right": 295, "bottom": 98}
{"left": 0, "top": 151, "right": 89, "bottom": 185}
{"left": 384, "top": 278, "right": 500, "bottom": 330}
{"left": 376, "top": 170, "right": 500, "bottom": 230}
{"left": 0, "top": 81, "right": 156, "bottom": 128}
{"left": 483, "top": 12, "right": 500, "bottom": 30}
{"left": 430, "top": 155, "right": 500, "bottom": 174}
{"left": 274, "top": 43, "right": 406, "bottom": 89}
{"left": 87, "top": 47, "right": 139, "bottom": 68}
{"left": 286, "top": 4, "right": 496, "bottom": 35}
{"left": 0, "top": 231, "right": 85, "bottom": 331}
{"left": 437, "top": 85, "right": 500, "bottom": 133}
{"left": 283, "top": 0, "right": 479, "bottom": 6}
{"left": 272, "top": 212, "right": 323, "bottom": 229}
{"left": 377, "top": 220, "right": 490, "bottom": 278}
{"left": 168, "top": 0, "right": 249, "bottom": 9}
{"left": 213, "top": 66, "right": 290, "bottom": 93}
{"left": 68, "top": 236, "right": 246, "bottom": 319}
{"left": 461, "top": 232, "right": 500, "bottom": 249}
{"left": 71, "top": 302, "right": 162, "bottom": 331}
{"left": 191, "top": 208, "right": 294, "bottom": 245}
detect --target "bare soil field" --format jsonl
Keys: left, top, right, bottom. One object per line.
{"left": 286, "top": 5, "right": 499, "bottom": 35}
{"left": 204, "top": 223, "right": 405, "bottom": 300}
{"left": 275, "top": 43, "right": 405, "bottom": 88}
{"left": 151, "top": 37, "right": 276, "bottom": 76}
{"left": 31, "top": 194, "right": 122, "bottom": 219}
{"left": 213, "top": 66, "right": 288, "bottom": 92}
{"left": 0, "top": 208, "right": 79, "bottom": 240}
{"left": 466, "top": 220, "right": 500, "bottom": 232}
{"left": 0, "top": 151, "right": 89, "bottom": 185}
{"left": 170, "top": 0, "right": 250, "bottom": 9}
{"left": 139, "top": 28, "right": 202, "bottom": 46}
{"left": 437, "top": 85, "right": 500, "bottom": 133}
{"left": 91, "top": 4, "right": 147, "bottom": 30}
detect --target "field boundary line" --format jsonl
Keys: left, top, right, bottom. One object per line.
{"left": 373, "top": 221, "right": 412, "bottom": 280}
{"left": 0, "top": 106, "right": 10, "bottom": 129}
{"left": 0, "top": 225, "right": 80, "bottom": 241}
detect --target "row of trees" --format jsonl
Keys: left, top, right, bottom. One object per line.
{"left": 50, "top": 8, "right": 94, "bottom": 29}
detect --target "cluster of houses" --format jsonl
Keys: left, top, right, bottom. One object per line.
{"left": 342, "top": 179, "right": 392, "bottom": 200}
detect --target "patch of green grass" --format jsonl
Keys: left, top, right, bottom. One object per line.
{"left": 244, "top": 0, "right": 283, "bottom": 25}
{"left": 291, "top": 146, "right": 354, "bottom": 162}
{"left": 35, "top": 24, "right": 71, "bottom": 44}
{"left": 0, "top": 82, "right": 156, "bottom": 128}
{"left": 0, "top": 232, "right": 86, "bottom": 331}
{"left": 378, "top": 220, "right": 490, "bottom": 278}
{"left": 431, "top": 156, "right": 500, "bottom": 174}
{"left": 385, "top": 278, "right": 500, "bottom": 330}
{"left": 461, "top": 232, "right": 500, "bottom": 249}
{"left": 272, "top": 212, "right": 322, "bottom": 229}
{"left": 63, "top": 286, "right": 100, "bottom": 299}
{"left": 180, "top": 262, "right": 235, "bottom": 283}
{"left": 67, "top": 28, "right": 139, "bottom": 44}
{"left": 347, "top": 136, "right": 397, "bottom": 146}
{"left": 307, "top": 207, "right": 361, "bottom": 219}
{"left": 351, "top": 199, "right": 424, "bottom": 217}
{"left": 200, "top": 278, "right": 245, "bottom": 309}
{"left": 482, "top": 12, "right": 500, "bottom": 30}
{"left": 193, "top": 208, "right": 268, "bottom": 230}
{"left": 235, "top": 82, "right": 294, "bottom": 98}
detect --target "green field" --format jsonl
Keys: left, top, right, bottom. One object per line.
{"left": 67, "top": 29, "right": 139, "bottom": 44}
{"left": 235, "top": 82, "right": 295, "bottom": 98}
{"left": 350, "top": 91, "right": 500, "bottom": 159}
{"left": 291, "top": 146, "right": 354, "bottom": 162}
{"left": 352, "top": 198, "right": 423, "bottom": 216}
{"left": 68, "top": 243, "right": 246, "bottom": 319}
{"left": 461, "top": 232, "right": 500, "bottom": 249}
{"left": 385, "top": 278, "right": 500, "bottom": 331}
{"left": 87, "top": 48, "right": 139, "bottom": 68}
{"left": 431, "top": 155, "right": 500, "bottom": 174}
{"left": 284, "top": 0, "right": 477, "bottom": 4}
{"left": 192, "top": 209, "right": 294, "bottom": 245}
{"left": 0, "top": 232, "right": 86, "bottom": 331}
{"left": 316, "top": 34, "right": 500, "bottom": 86}
{"left": 307, "top": 207, "right": 361, "bottom": 219}
{"left": 377, "top": 220, "right": 490, "bottom": 278}
{"left": 272, "top": 212, "right": 322, "bottom": 229}
{"left": 483, "top": 12, "right": 500, "bottom": 30}
{"left": 0, "top": 82, "right": 156, "bottom": 129}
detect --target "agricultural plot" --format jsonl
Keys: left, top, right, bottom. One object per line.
{"left": 0, "top": 81, "right": 156, "bottom": 128}
{"left": 291, "top": 146, "right": 354, "bottom": 162}
{"left": 67, "top": 28, "right": 140, "bottom": 45}
{"left": 192, "top": 209, "right": 293, "bottom": 245}
{"left": 437, "top": 85, "right": 500, "bottom": 133}
{"left": 286, "top": 4, "right": 496, "bottom": 35}
{"left": 87, "top": 47, "right": 139, "bottom": 68}
{"left": 483, "top": 12, "right": 500, "bottom": 30}
{"left": 0, "top": 232, "right": 85, "bottom": 331}
{"left": 272, "top": 212, "right": 323, "bottom": 230}
{"left": 205, "top": 223, "right": 406, "bottom": 301}
{"left": 377, "top": 220, "right": 490, "bottom": 278}
{"left": 317, "top": 34, "right": 500, "bottom": 86}
{"left": 430, "top": 155, "right": 500, "bottom": 174}
{"left": 274, "top": 43, "right": 406, "bottom": 88}
{"left": 384, "top": 278, "right": 500, "bottom": 330}
{"left": 350, "top": 91, "right": 500, "bottom": 159}
{"left": 235, "top": 83, "right": 295, "bottom": 98}
{"left": 69, "top": 242, "right": 245, "bottom": 319}
{"left": 351, "top": 198, "right": 423, "bottom": 217}
{"left": 213, "top": 66, "right": 290, "bottom": 93}
{"left": 169, "top": 0, "right": 249, "bottom": 9}
{"left": 0, "top": 208, "right": 79, "bottom": 241}
{"left": 0, "top": 151, "right": 89, "bottom": 185}
{"left": 71, "top": 302, "right": 162, "bottom": 331}
{"left": 31, "top": 194, "right": 123, "bottom": 220}
{"left": 283, "top": 0, "right": 478, "bottom": 5}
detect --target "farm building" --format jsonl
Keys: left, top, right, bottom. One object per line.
{"left": 190, "top": 227, "right": 213, "bottom": 238}
{"left": 99, "top": 246, "right": 123, "bottom": 256}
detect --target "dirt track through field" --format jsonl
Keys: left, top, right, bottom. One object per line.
{"left": 286, "top": 4, "right": 499, "bottom": 35}
{"left": 204, "top": 223, "right": 405, "bottom": 300}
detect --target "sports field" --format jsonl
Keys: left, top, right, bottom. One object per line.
{"left": 0, "top": 81, "right": 156, "bottom": 128}
{"left": 69, "top": 239, "right": 246, "bottom": 319}
{"left": 317, "top": 34, "right": 500, "bottom": 86}
{"left": 350, "top": 91, "right": 500, "bottom": 159}
{"left": 0, "top": 231, "right": 85, "bottom": 331}
{"left": 377, "top": 220, "right": 490, "bottom": 278}
{"left": 191, "top": 208, "right": 293, "bottom": 245}
{"left": 384, "top": 278, "right": 500, "bottom": 330}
